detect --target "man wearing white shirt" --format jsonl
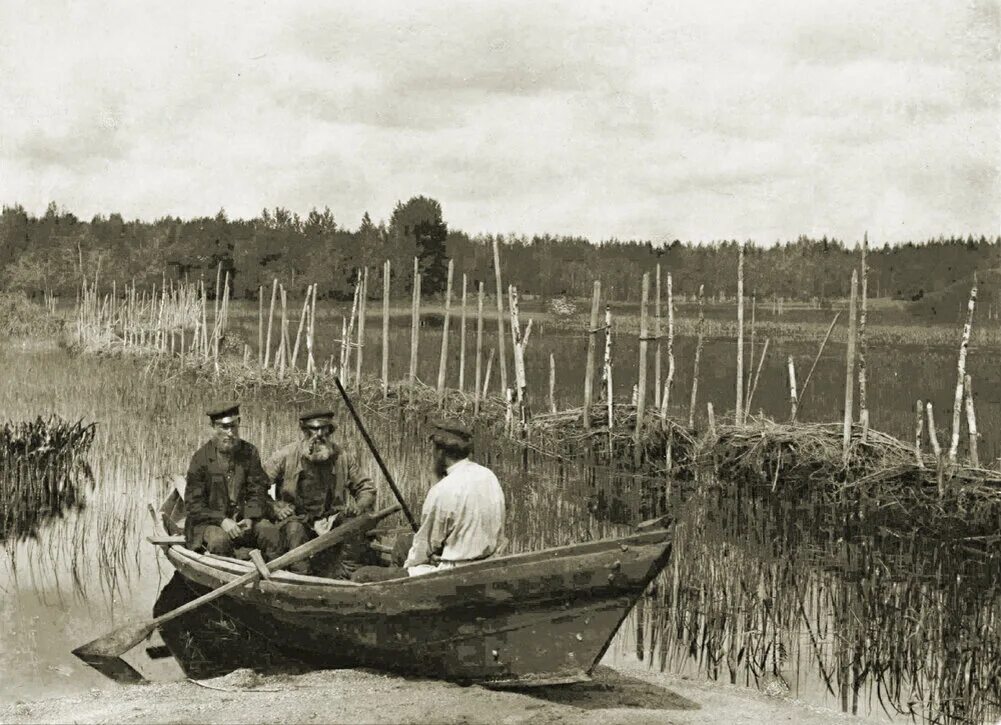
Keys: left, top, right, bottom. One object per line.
{"left": 404, "top": 419, "right": 506, "bottom": 576}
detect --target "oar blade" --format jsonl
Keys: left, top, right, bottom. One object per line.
{"left": 72, "top": 619, "right": 156, "bottom": 661}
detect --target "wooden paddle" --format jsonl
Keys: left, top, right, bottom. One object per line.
{"left": 72, "top": 503, "right": 402, "bottom": 663}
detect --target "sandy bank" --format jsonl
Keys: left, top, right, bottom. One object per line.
{"left": 2, "top": 665, "right": 867, "bottom": 725}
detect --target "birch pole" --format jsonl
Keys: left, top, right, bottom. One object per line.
{"left": 660, "top": 272, "right": 675, "bottom": 418}
{"left": 603, "top": 305, "right": 613, "bottom": 431}
{"left": 436, "top": 259, "right": 455, "bottom": 395}
{"left": 736, "top": 244, "right": 745, "bottom": 426}
{"left": 858, "top": 233, "right": 869, "bottom": 440}
{"left": 688, "top": 284, "right": 705, "bottom": 428}
{"left": 382, "top": 260, "right": 390, "bottom": 396}
{"left": 492, "top": 237, "right": 508, "bottom": 393}
{"left": 409, "top": 257, "right": 420, "bottom": 383}
{"left": 654, "top": 265, "right": 662, "bottom": 410}
{"left": 257, "top": 285, "right": 264, "bottom": 368}
{"left": 474, "top": 281, "right": 484, "bottom": 416}
{"left": 458, "top": 273, "right": 467, "bottom": 393}
{"left": 355, "top": 267, "right": 367, "bottom": 391}
{"left": 914, "top": 400, "right": 925, "bottom": 468}
{"left": 842, "top": 270, "right": 858, "bottom": 463}
{"left": 949, "top": 282, "right": 977, "bottom": 462}
{"left": 787, "top": 355, "right": 798, "bottom": 421}
{"left": 635, "top": 273, "right": 650, "bottom": 458}
{"left": 965, "top": 374, "right": 979, "bottom": 467}
{"left": 549, "top": 353, "right": 557, "bottom": 413}
{"left": 583, "top": 280, "right": 601, "bottom": 431}
{"left": 264, "top": 278, "right": 277, "bottom": 369}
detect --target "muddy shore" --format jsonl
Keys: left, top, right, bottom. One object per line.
{"left": 2, "top": 664, "right": 870, "bottom": 725}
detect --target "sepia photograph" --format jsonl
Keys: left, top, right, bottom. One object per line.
{"left": 1, "top": 1, "right": 1000, "bottom": 723}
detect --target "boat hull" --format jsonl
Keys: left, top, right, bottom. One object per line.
{"left": 165, "top": 529, "right": 671, "bottom": 686}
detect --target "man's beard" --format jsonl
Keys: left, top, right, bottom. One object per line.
{"left": 216, "top": 435, "right": 238, "bottom": 453}
{"left": 433, "top": 450, "right": 449, "bottom": 479}
{"left": 305, "top": 439, "right": 334, "bottom": 463}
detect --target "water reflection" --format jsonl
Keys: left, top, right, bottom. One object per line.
{"left": 640, "top": 476, "right": 1001, "bottom": 724}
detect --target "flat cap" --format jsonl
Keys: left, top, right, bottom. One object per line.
{"left": 206, "top": 402, "right": 240, "bottom": 423}
{"left": 428, "top": 418, "right": 473, "bottom": 443}
{"left": 299, "top": 409, "right": 336, "bottom": 428}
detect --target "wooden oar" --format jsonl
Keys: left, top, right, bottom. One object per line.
{"left": 72, "top": 503, "right": 402, "bottom": 662}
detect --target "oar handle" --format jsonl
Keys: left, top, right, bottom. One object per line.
{"left": 333, "top": 376, "right": 419, "bottom": 531}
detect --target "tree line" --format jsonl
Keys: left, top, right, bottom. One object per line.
{"left": 2, "top": 198, "right": 998, "bottom": 305}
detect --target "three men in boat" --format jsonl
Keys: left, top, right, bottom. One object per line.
{"left": 182, "top": 403, "right": 283, "bottom": 560}
{"left": 404, "top": 419, "right": 506, "bottom": 576}
{"left": 263, "top": 409, "right": 377, "bottom": 578}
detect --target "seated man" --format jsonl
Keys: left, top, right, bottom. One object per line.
{"left": 404, "top": 419, "right": 506, "bottom": 576}
{"left": 264, "top": 408, "right": 377, "bottom": 578}
{"left": 183, "top": 403, "right": 281, "bottom": 561}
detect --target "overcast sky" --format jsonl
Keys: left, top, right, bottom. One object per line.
{"left": 1, "top": 0, "right": 999, "bottom": 244}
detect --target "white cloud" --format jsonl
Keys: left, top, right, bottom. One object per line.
{"left": 0, "top": 0, "right": 998, "bottom": 243}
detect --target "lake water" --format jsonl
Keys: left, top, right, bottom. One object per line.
{"left": 1, "top": 335, "right": 999, "bottom": 723}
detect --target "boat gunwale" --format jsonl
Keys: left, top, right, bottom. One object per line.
{"left": 165, "top": 527, "right": 672, "bottom": 591}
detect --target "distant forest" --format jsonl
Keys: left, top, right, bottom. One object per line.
{"left": 2, "top": 197, "right": 998, "bottom": 305}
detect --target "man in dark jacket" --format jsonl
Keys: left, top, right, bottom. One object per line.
{"left": 264, "top": 408, "right": 377, "bottom": 577}
{"left": 184, "top": 403, "right": 281, "bottom": 560}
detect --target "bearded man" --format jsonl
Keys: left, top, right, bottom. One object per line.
{"left": 404, "top": 419, "right": 506, "bottom": 576}
{"left": 183, "top": 403, "right": 282, "bottom": 561}
{"left": 264, "top": 409, "right": 377, "bottom": 578}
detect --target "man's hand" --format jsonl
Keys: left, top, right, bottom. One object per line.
{"left": 312, "top": 513, "right": 341, "bottom": 536}
{"left": 220, "top": 518, "right": 242, "bottom": 539}
{"left": 273, "top": 501, "right": 295, "bottom": 521}
{"left": 237, "top": 518, "right": 253, "bottom": 532}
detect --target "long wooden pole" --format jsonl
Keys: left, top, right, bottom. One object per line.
{"left": 736, "top": 244, "right": 745, "bottom": 426}
{"left": 549, "top": 353, "right": 557, "bottom": 413}
{"left": 437, "top": 259, "right": 455, "bottom": 395}
{"left": 795, "top": 311, "right": 841, "bottom": 420}
{"left": 787, "top": 355, "right": 798, "bottom": 421}
{"left": 949, "top": 282, "right": 977, "bottom": 462}
{"left": 409, "top": 257, "right": 420, "bottom": 383}
{"left": 355, "top": 268, "right": 368, "bottom": 390}
{"left": 458, "top": 273, "right": 467, "bottom": 393}
{"left": 688, "top": 284, "right": 705, "bottom": 428}
{"left": 264, "top": 278, "right": 277, "bottom": 369}
{"left": 964, "top": 374, "right": 979, "bottom": 467}
{"left": 842, "top": 270, "right": 858, "bottom": 463}
{"left": 583, "top": 280, "right": 601, "bottom": 430}
{"left": 635, "top": 273, "right": 650, "bottom": 459}
{"left": 474, "top": 281, "right": 485, "bottom": 415}
{"left": 257, "top": 284, "right": 264, "bottom": 368}
{"left": 382, "top": 260, "right": 390, "bottom": 396}
{"left": 858, "top": 233, "right": 869, "bottom": 440}
{"left": 660, "top": 272, "right": 675, "bottom": 419}
{"left": 290, "top": 284, "right": 311, "bottom": 370}
{"left": 492, "top": 237, "right": 508, "bottom": 394}
{"left": 654, "top": 265, "right": 662, "bottom": 410}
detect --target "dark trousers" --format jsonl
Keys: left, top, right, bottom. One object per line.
{"left": 277, "top": 518, "right": 372, "bottom": 578}
{"left": 202, "top": 520, "right": 282, "bottom": 561}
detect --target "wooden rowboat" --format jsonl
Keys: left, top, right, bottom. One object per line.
{"left": 155, "top": 487, "right": 672, "bottom": 687}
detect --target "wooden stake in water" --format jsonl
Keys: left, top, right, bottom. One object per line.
{"left": 688, "top": 284, "right": 705, "bottom": 428}
{"left": 508, "top": 285, "right": 528, "bottom": 419}
{"left": 635, "top": 272, "right": 650, "bottom": 459}
{"left": 437, "top": 259, "right": 455, "bottom": 396}
{"left": 735, "top": 244, "right": 745, "bottom": 426}
{"left": 306, "top": 283, "right": 317, "bottom": 376}
{"left": 745, "top": 337, "right": 769, "bottom": 416}
{"left": 583, "top": 280, "right": 601, "bottom": 431}
{"left": 914, "top": 400, "right": 925, "bottom": 468}
{"left": 964, "top": 374, "right": 979, "bottom": 467}
{"left": 787, "top": 355, "right": 798, "bottom": 421}
{"left": 949, "top": 281, "right": 977, "bottom": 463}
{"left": 746, "top": 294, "right": 756, "bottom": 413}
{"left": 291, "top": 284, "right": 311, "bottom": 371}
{"left": 660, "top": 273, "right": 675, "bottom": 419}
{"left": 926, "top": 401, "right": 945, "bottom": 495}
{"left": 706, "top": 402, "right": 716, "bottom": 438}
{"left": 409, "top": 258, "right": 421, "bottom": 383}
{"left": 458, "top": 273, "right": 467, "bottom": 393}
{"left": 858, "top": 233, "right": 869, "bottom": 440}
{"left": 257, "top": 285, "right": 264, "bottom": 368}
{"left": 355, "top": 268, "right": 368, "bottom": 391}
{"left": 277, "top": 285, "right": 289, "bottom": 377}
{"left": 842, "top": 269, "right": 858, "bottom": 463}
{"left": 382, "top": 260, "right": 391, "bottom": 396}
{"left": 654, "top": 265, "right": 662, "bottom": 410}
{"left": 492, "top": 237, "right": 508, "bottom": 394}
{"left": 482, "top": 347, "right": 494, "bottom": 400}
{"left": 474, "top": 281, "right": 485, "bottom": 415}
{"left": 549, "top": 353, "right": 557, "bottom": 414}
{"left": 264, "top": 278, "right": 277, "bottom": 369}
{"left": 602, "top": 305, "right": 613, "bottom": 431}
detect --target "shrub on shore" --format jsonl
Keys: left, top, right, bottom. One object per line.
{"left": 0, "top": 291, "right": 63, "bottom": 337}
